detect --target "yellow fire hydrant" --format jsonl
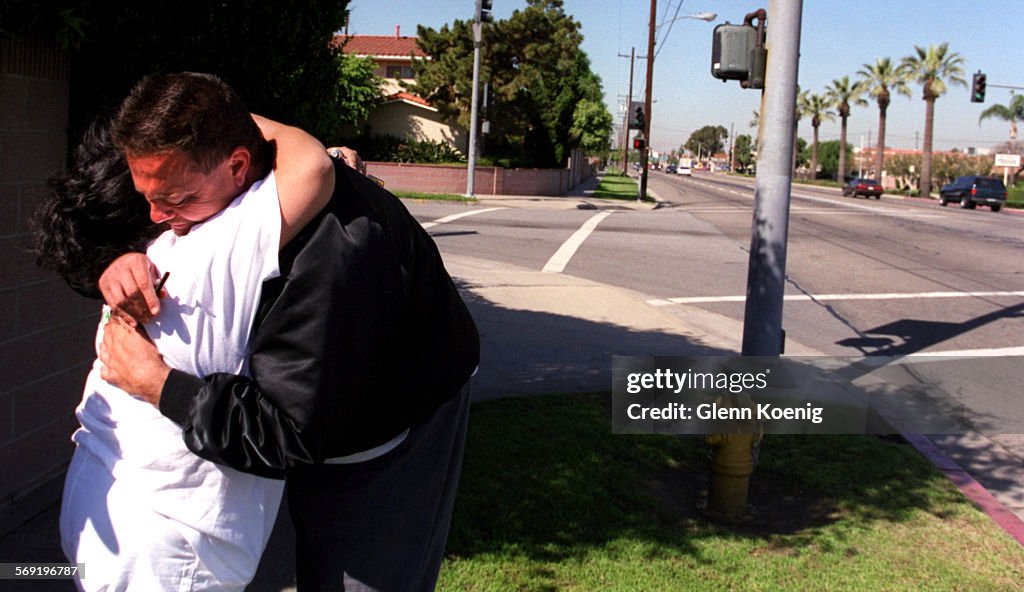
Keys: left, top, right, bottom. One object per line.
{"left": 702, "top": 394, "right": 764, "bottom": 522}
{"left": 704, "top": 430, "right": 762, "bottom": 521}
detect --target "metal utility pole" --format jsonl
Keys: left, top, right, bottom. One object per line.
{"left": 618, "top": 47, "right": 636, "bottom": 175}
{"left": 639, "top": 0, "right": 657, "bottom": 201}
{"left": 466, "top": 19, "right": 483, "bottom": 197}
{"left": 467, "top": 1, "right": 492, "bottom": 196}
{"left": 740, "top": 0, "right": 803, "bottom": 356}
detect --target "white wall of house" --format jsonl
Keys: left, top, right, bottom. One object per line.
{"left": 365, "top": 100, "right": 468, "bottom": 155}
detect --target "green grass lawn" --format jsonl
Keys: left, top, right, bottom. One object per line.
{"left": 1008, "top": 186, "right": 1024, "bottom": 208}
{"left": 438, "top": 394, "right": 1024, "bottom": 591}
{"left": 394, "top": 190, "right": 477, "bottom": 202}
{"left": 591, "top": 172, "right": 646, "bottom": 201}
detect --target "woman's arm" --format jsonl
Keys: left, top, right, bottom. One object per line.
{"left": 253, "top": 115, "right": 335, "bottom": 246}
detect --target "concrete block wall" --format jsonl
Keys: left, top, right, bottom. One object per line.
{"left": 0, "top": 34, "right": 97, "bottom": 532}
{"left": 366, "top": 158, "right": 594, "bottom": 197}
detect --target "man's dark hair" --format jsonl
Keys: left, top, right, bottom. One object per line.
{"left": 111, "top": 72, "right": 271, "bottom": 175}
{"left": 32, "top": 117, "right": 163, "bottom": 298}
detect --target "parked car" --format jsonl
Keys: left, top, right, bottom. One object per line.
{"left": 665, "top": 165, "right": 677, "bottom": 174}
{"left": 677, "top": 165, "right": 692, "bottom": 176}
{"left": 939, "top": 175, "right": 1007, "bottom": 212}
{"left": 842, "top": 177, "right": 883, "bottom": 199}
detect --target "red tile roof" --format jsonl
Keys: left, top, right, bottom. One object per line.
{"left": 384, "top": 92, "right": 432, "bottom": 108}
{"left": 334, "top": 35, "right": 427, "bottom": 58}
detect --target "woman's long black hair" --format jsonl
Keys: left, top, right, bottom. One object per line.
{"left": 32, "top": 117, "right": 163, "bottom": 298}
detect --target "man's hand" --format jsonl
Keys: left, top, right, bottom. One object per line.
{"left": 98, "top": 253, "right": 165, "bottom": 326}
{"left": 100, "top": 315, "right": 171, "bottom": 407}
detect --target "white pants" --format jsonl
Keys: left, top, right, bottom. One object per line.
{"left": 59, "top": 447, "right": 243, "bottom": 592}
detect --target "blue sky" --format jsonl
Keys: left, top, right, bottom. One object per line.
{"left": 345, "top": 0, "right": 1021, "bottom": 154}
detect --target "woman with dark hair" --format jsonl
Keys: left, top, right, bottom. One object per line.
{"left": 33, "top": 117, "right": 162, "bottom": 297}
{"left": 33, "top": 102, "right": 335, "bottom": 591}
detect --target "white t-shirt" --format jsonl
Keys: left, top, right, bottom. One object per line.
{"left": 72, "top": 171, "right": 284, "bottom": 584}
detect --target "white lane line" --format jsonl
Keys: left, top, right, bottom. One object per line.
{"left": 648, "top": 290, "right": 1024, "bottom": 306}
{"left": 421, "top": 207, "right": 506, "bottom": 229}
{"left": 542, "top": 211, "right": 613, "bottom": 274}
{"left": 843, "top": 346, "right": 1024, "bottom": 364}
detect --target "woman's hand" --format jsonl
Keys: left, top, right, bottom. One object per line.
{"left": 328, "top": 146, "right": 366, "bottom": 175}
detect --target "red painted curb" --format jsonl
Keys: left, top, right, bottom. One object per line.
{"left": 903, "top": 433, "right": 1024, "bottom": 547}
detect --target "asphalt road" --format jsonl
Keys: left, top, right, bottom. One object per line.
{"left": 409, "top": 171, "right": 1024, "bottom": 359}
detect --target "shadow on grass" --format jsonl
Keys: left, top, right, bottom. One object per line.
{"left": 443, "top": 283, "right": 977, "bottom": 566}
{"left": 447, "top": 393, "right": 972, "bottom": 565}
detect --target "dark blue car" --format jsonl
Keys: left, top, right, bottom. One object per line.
{"left": 939, "top": 175, "right": 1006, "bottom": 212}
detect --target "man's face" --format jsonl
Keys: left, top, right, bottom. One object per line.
{"left": 126, "top": 150, "right": 247, "bottom": 235}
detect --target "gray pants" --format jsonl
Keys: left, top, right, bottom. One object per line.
{"left": 288, "top": 382, "right": 472, "bottom": 591}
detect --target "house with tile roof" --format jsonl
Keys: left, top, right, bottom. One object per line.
{"left": 335, "top": 30, "right": 467, "bottom": 155}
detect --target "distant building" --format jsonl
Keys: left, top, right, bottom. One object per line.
{"left": 335, "top": 30, "right": 467, "bottom": 154}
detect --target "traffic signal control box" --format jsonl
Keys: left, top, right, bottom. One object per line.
{"left": 711, "top": 23, "right": 756, "bottom": 82}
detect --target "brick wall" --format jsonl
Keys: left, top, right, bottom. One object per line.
{"left": 0, "top": 34, "right": 96, "bottom": 532}
{"left": 367, "top": 155, "right": 596, "bottom": 197}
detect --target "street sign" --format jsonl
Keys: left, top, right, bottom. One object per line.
{"left": 994, "top": 153, "right": 1021, "bottom": 168}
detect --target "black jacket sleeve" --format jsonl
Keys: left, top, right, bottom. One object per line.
{"left": 159, "top": 162, "right": 479, "bottom": 478}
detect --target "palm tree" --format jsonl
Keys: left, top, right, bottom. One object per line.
{"left": 793, "top": 87, "right": 807, "bottom": 175}
{"left": 858, "top": 57, "right": 912, "bottom": 183}
{"left": 979, "top": 93, "right": 1024, "bottom": 144}
{"left": 900, "top": 43, "right": 966, "bottom": 197}
{"left": 802, "top": 92, "right": 835, "bottom": 179}
{"left": 825, "top": 76, "right": 867, "bottom": 182}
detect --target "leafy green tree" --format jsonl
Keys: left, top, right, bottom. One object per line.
{"left": 824, "top": 76, "right": 867, "bottom": 181}
{"left": 815, "top": 140, "right": 854, "bottom": 180}
{"left": 684, "top": 125, "right": 728, "bottom": 158}
{"left": 885, "top": 152, "right": 921, "bottom": 192}
{"left": 802, "top": 93, "right": 835, "bottom": 178}
{"left": 790, "top": 137, "right": 806, "bottom": 166}
{"left": 932, "top": 152, "right": 994, "bottom": 187}
{"left": 793, "top": 87, "right": 807, "bottom": 174}
{"left": 734, "top": 134, "right": 754, "bottom": 172}
{"left": 900, "top": 43, "right": 967, "bottom": 196}
{"left": 571, "top": 98, "right": 613, "bottom": 156}
{"left": 411, "top": 0, "right": 608, "bottom": 167}
{"left": 794, "top": 137, "right": 809, "bottom": 169}
{"left": 5, "top": 1, "right": 379, "bottom": 146}
{"left": 979, "top": 93, "right": 1024, "bottom": 143}
{"left": 858, "top": 57, "right": 911, "bottom": 180}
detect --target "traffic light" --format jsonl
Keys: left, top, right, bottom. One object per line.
{"left": 475, "top": 0, "right": 493, "bottom": 23}
{"left": 971, "top": 71, "right": 986, "bottom": 103}
{"left": 632, "top": 105, "right": 646, "bottom": 131}
{"left": 633, "top": 135, "right": 646, "bottom": 151}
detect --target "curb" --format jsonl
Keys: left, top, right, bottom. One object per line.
{"left": 902, "top": 433, "right": 1024, "bottom": 547}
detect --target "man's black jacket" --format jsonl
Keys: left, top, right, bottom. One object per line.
{"left": 159, "top": 160, "right": 480, "bottom": 478}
